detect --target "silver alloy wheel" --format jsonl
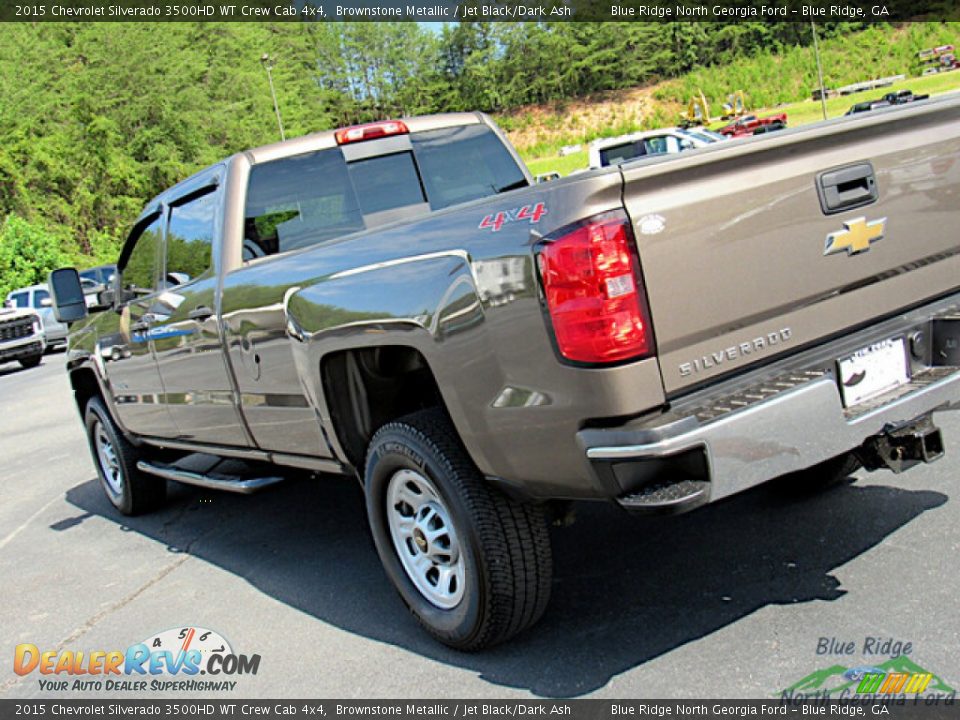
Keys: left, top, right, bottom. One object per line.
{"left": 93, "top": 420, "right": 123, "bottom": 496}
{"left": 386, "top": 468, "right": 466, "bottom": 609}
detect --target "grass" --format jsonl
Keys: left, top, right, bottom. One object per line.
{"left": 527, "top": 151, "right": 589, "bottom": 177}
{"left": 518, "top": 70, "right": 960, "bottom": 174}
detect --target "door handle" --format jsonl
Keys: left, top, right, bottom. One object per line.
{"left": 188, "top": 305, "right": 214, "bottom": 321}
{"left": 816, "top": 162, "right": 878, "bottom": 215}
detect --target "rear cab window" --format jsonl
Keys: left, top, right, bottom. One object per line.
{"left": 242, "top": 122, "right": 527, "bottom": 261}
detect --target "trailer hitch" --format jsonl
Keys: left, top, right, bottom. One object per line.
{"left": 857, "top": 415, "right": 945, "bottom": 474}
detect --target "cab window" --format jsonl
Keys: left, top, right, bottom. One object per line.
{"left": 243, "top": 149, "right": 365, "bottom": 261}
{"left": 165, "top": 188, "right": 217, "bottom": 284}
{"left": 8, "top": 292, "right": 29, "bottom": 308}
{"left": 32, "top": 289, "right": 50, "bottom": 308}
{"left": 643, "top": 136, "right": 682, "bottom": 155}
{"left": 120, "top": 216, "right": 163, "bottom": 296}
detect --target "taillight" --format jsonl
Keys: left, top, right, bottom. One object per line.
{"left": 334, "top": 120, "right": 409, "bottom": 145}
{"left": 537, "top": 211, "right": 653, "bottom": 364}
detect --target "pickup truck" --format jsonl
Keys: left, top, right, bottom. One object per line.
{"left": 50, "top": 100, "right": 960, "bottom": 649}
{"left": 718, "top": 112, "right": 788, "bottom": 137}
{"left": 0, "top": 305, "right": 45, "bottom": 368}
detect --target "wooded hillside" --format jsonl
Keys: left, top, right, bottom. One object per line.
{"left": 0, "top": 21, "right": 956, "bottom": 296}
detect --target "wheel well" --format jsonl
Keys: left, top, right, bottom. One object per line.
{"left": 70, "top": 368, "right": 103, "bottom": 418}
{"left": 321, "top": 346, "right": 446, "bottom": 470}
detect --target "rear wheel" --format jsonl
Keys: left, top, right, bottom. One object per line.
{"left": 364, "top": 409, "right": 552, "bottom": 650}
{"left": 19, "top": 353, "right": 42, "bottom": 369}
{"left": 84, "top": 397, "right": 166, "bottom": 515}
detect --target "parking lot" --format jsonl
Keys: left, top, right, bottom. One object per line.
{"left": 1, "top": 353, "right": 958, "bottom": 699}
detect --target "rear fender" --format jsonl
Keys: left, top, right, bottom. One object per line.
{"left": 284, "top": 252, "right": 488, "bottom": 464}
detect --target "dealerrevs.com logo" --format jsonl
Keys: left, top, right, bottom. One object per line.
{"left": 14, "top": 626, "right": 260, "bottom": 692}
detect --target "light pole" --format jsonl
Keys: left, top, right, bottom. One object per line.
{"left": 811, "top": 23, "right": 829, "bottom": 122}
{"left": 260, "top": 53, "right": 286, "bottom": 142}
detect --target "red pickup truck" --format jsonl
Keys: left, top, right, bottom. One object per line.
{"left": 719, "top": 113, "right": 788, "bottom": 137}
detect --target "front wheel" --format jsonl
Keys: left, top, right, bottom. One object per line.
{"left": 84, "top": 397, "right": 166, "bottom": 515}
{"left": 365, "top": 409, "right": 552, "bottom": 650}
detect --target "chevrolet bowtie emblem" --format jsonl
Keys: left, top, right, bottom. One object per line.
{"left": 824, "top": 217, "right": 886, "bottom": 256}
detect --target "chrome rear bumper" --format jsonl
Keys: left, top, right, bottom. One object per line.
{"left": 579, "top": 295, "right": 960, "bottom": 510}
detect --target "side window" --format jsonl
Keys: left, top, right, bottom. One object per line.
{"left": 121, "top": 216, "right": 163, "bottom": 297}
{"left": 643, "top": 136, "right": 681, "bottom": 155}
{"left": 32, "top": 289, "right": 50, "bottom": 308}
{"left": 8, "top": 292, "right": 28, "bottom": 308}
{"left": 243, "top": 149, "right": 364, "bottom": 261}
{"left": 599, "top": 141, "right": 645, "bottom": 168}
{"left": 166, "top": 189, "right": 217, "bottom": 284}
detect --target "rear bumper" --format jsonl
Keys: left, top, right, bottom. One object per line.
{"left": 579, "top": 295, "right": 960, "bottom": 510}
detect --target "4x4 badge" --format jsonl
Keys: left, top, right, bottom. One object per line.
{"left": 825, "top": 217, "right": 886, "bottom": 256}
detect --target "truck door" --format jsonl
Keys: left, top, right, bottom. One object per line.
{"left": 107, "top": 214, "right": 177, "bottom": 437}
{"left": 149, "top": 180, "right": 251, "bottom": 447}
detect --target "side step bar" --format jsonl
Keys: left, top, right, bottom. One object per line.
{"left": 616, "top": 479, "right": 709, "bottom": 514}
{"left": 137, "top": 455, "right": 284, "bottom": 494}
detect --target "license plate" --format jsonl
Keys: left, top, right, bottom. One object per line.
{"left": 837, "top": 337, "right": 910, "bottom": 408}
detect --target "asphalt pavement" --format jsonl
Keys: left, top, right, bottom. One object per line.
{"left": 1, "top": 353, "right": 958, "bottom": 699}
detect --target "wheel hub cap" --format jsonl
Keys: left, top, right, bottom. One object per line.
{"left": 93, "top": 420, "right": 123, "bottom": 496}
{"left": 386, "top": 469, "right": 465, "bottom": 609}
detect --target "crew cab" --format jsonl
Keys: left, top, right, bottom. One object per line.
{"left": 51, "top": 100, "right": 960, "bottom": 649}
{"left": 718, "top": 112, "right": 788, "bottom": 137}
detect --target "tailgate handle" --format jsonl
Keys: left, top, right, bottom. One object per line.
{"left": 816, "top": 162, "right": 878, "bottom": 215}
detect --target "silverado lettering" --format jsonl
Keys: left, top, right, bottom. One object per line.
{"left": 679, "top": 329, "right": 793, "bottom": 377}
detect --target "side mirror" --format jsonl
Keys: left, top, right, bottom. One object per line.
{"left": 48, "top": 268, "right": 88, "bottom": 323}
{"left": 166, "top": 272, "right": 191, "bottom": 286}
{"left": 680, "top": 139, "right": 696, "bottom": 151}
{"left": 40, "top": 297, "right": 53, "bottom": 308}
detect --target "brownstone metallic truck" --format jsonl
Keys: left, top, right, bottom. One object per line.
{"left": 50, "top": 98, "right": 960, "bottom": 649}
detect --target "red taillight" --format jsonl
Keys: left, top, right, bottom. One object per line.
{"left": 334, "top": 120, "right": 409, "bottom": 145}
{"left": 537, "top": 212, "right": 653, "bottom": 364}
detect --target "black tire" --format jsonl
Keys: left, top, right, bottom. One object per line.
{"left": 84, "top": 397, "right": 166, "bottom": 515}
{"left": 365, "top": 409, "right": 552, "bottom": 650}
{"left": 773, "top": 452, "right": 860, "bottom": 497}
{"left": 19, "top": 353, "right": 42, "bottom": 369}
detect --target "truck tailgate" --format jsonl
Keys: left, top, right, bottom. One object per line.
{"left": 622, "top": 95, "right": 960, "bottom": 394}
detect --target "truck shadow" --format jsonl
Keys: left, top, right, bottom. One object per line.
{"left": 65, "top": 473, "right": 945, "bottom": 698}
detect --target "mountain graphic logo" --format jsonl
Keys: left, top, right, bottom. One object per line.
{"left": 780, "top": 656, "right": 955, "bottom": 697}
